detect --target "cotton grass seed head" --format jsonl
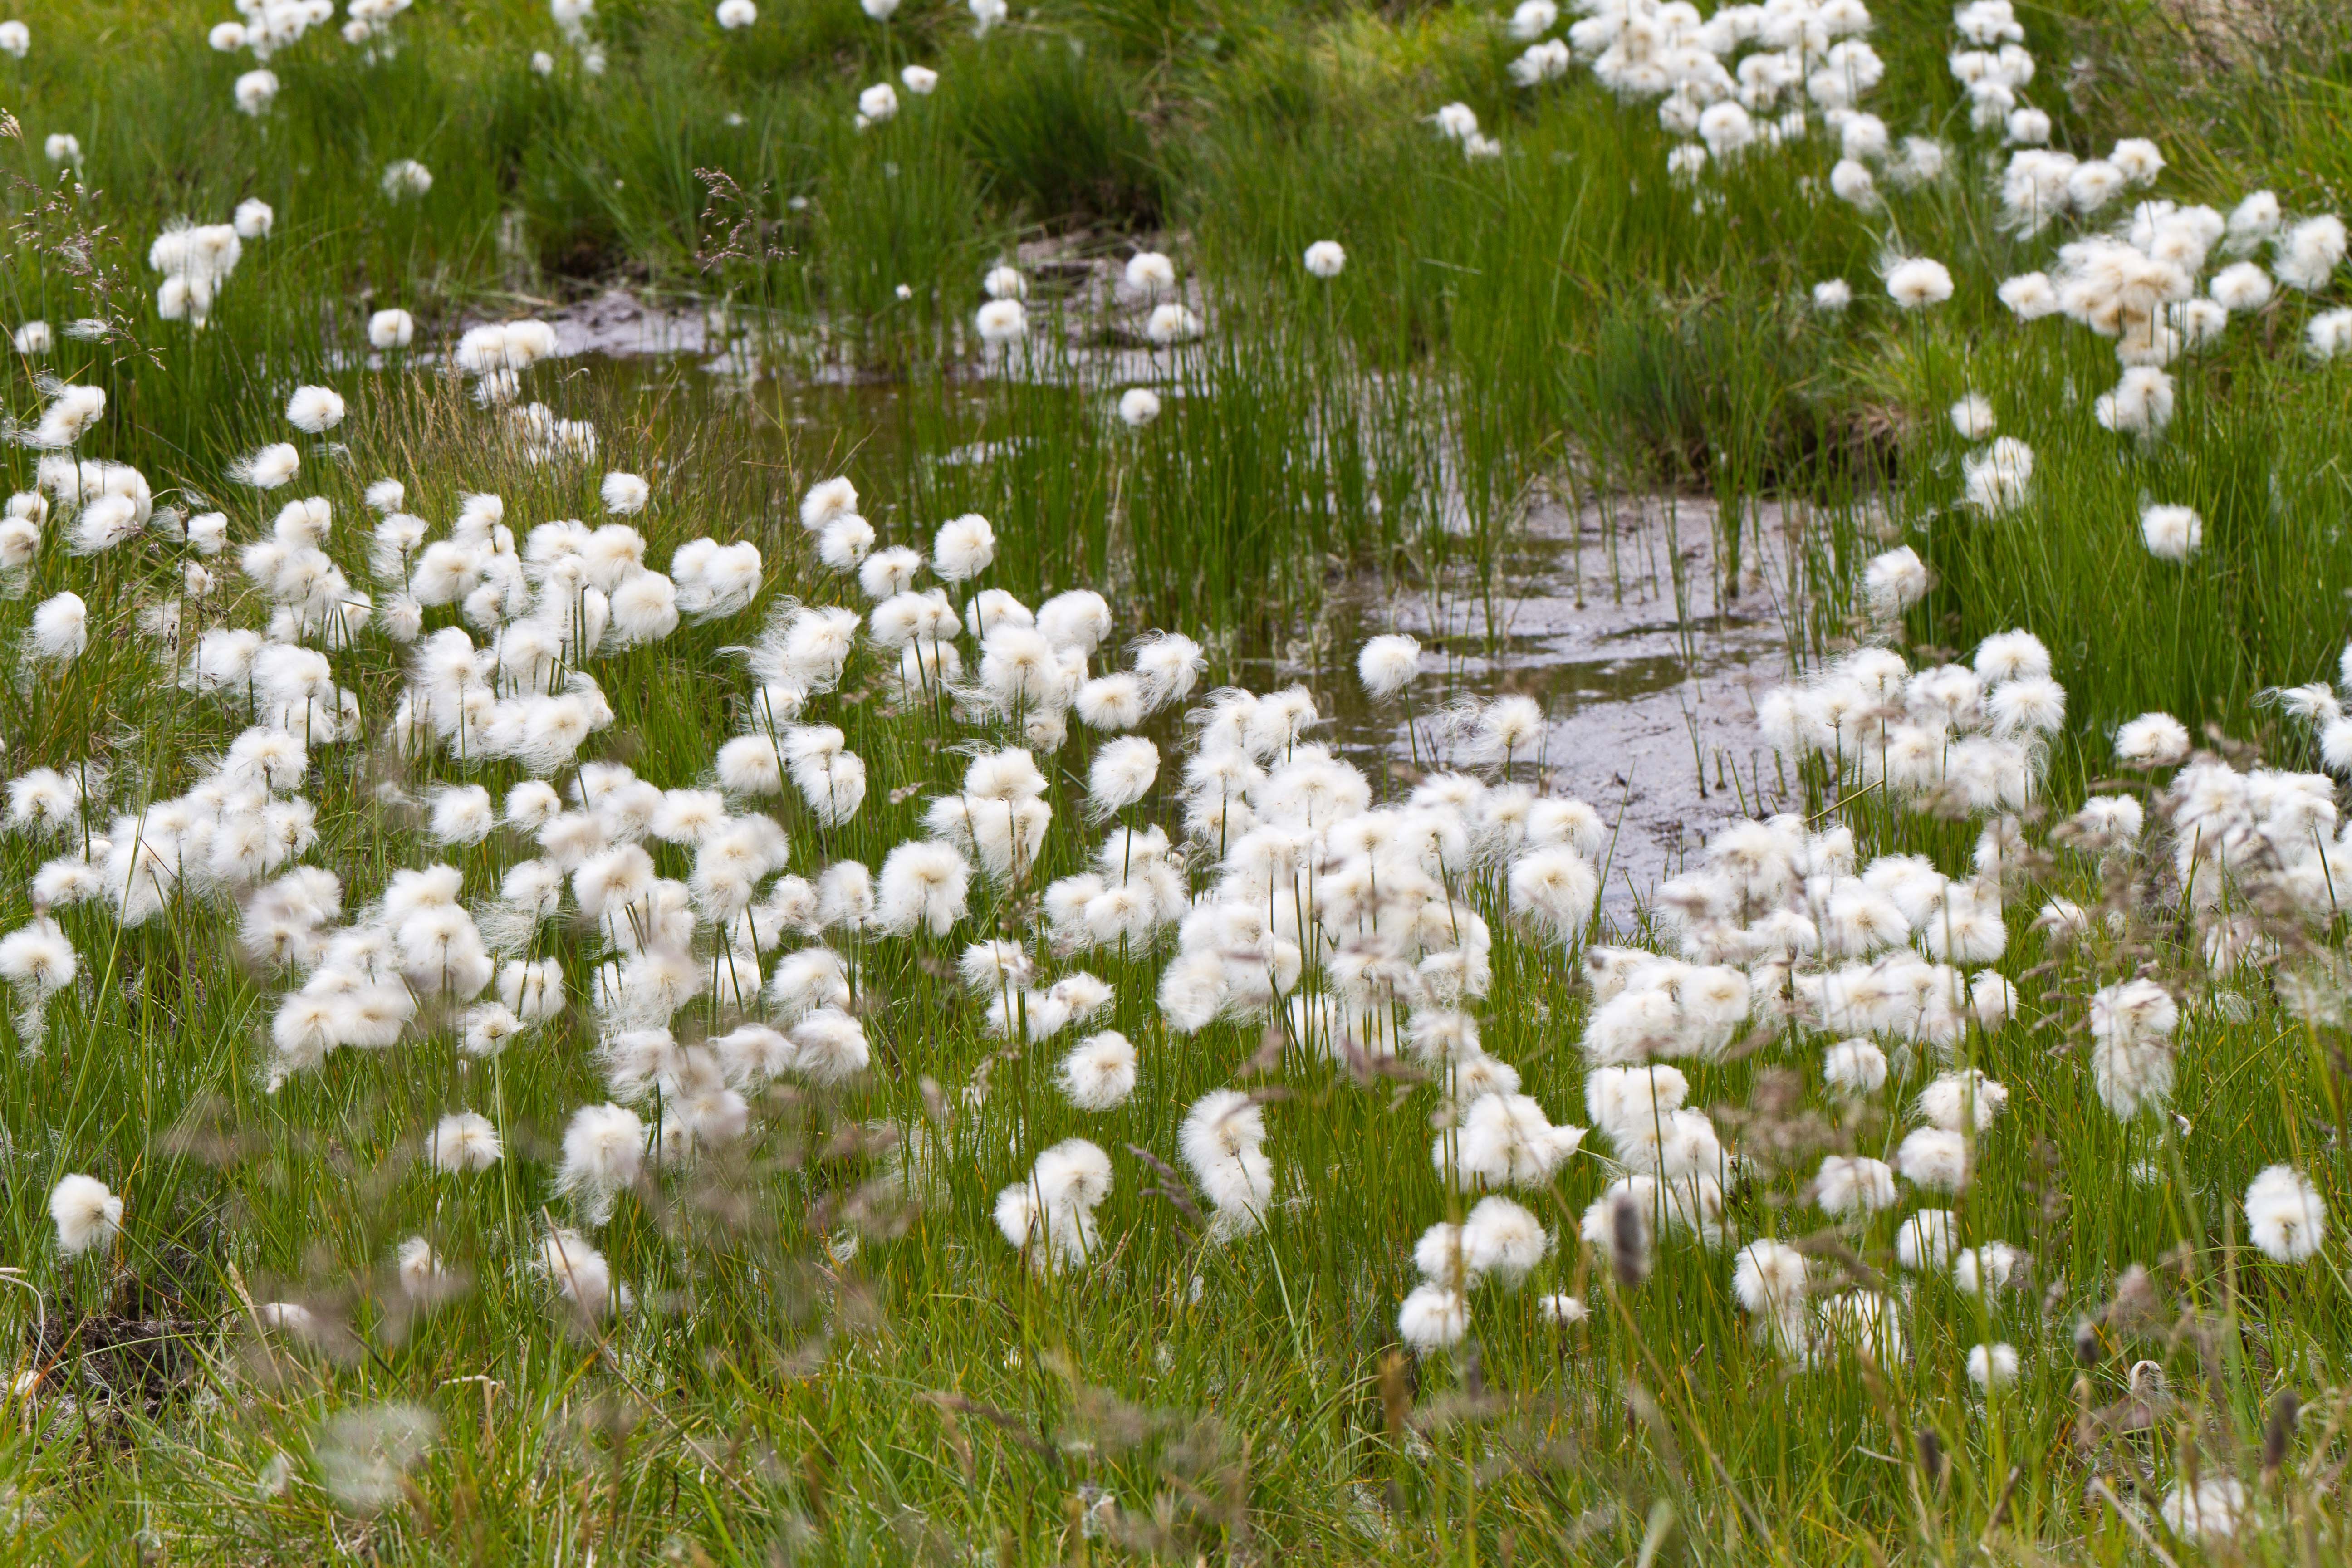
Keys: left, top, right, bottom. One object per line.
{"left": 2095, "top": 367, "right": 2175, "bottom": 437}
{"left": 2308, "top": 309, "right": 2352, "bottom": 361}
{"left": 2276, "top": 215, "right": 2347, "bottom": 293}
{"left": 2244, "top": 1165, "right": 2326, "bottom": 1263}
{"left": 314, "top": 1403, "right": 439, "bottom": 1514}
{"left": 2161, "top": 1478, "right": 2248, "bottom": 1544}
{"left": 1124, "top": 251, "right": 1176, "bottom": 298}
{"left": 1830, "top": 159, "right": 1877, "bottom": 208}
{"left": 1862, "top": 546, "right": 1929, "bottom": 618}
{"left": 1397, "top": 1282, "right": 1468, "bottom": 1350}
{"left": 1883, "top": 256, "right": 1954, "bottom": 308}
{"left": 799, "top": 476, "right": 857, "bottom": 531}
{"left": 2210, "top": 260, "right": 2271, "bottom": 313}
{"left": 235, "top": 69, "right": 279, "bottom": 116}
{"left": 381, "top": 159, "right": 434, "bottom": 200}
{"left": 425, "top": 1111, "right": 503, "bottom": 1173}
{"left": 1962, "top": 436, "right": 2034, "bottom": 513}
{"left": 1815, "top": 1154, "right": 1897, "bottom": 1217}
{"left": 49, "top": 1173, "right": 122, "bottom": 1257}
{"left": 368, "top": 308, "right": 415, "bottom": 349}
{"left": 1087, "top": 737, "right": 1158, "bottom": 817}
{"left": 932, "top": 513, "right": 996, "bottom": 581}
{"left": 2113, "top": 711, "right": 2190, "bottom": 768}
{"left": 1357, "top": 634, "right": 1421, "bottom": 700}
{"left": 1966, "top": 1342, "right": 2020, "bottom": 1391}
{"left": 22, "top": 587, "right": 91, "bottom": 661}
{"left": 1997, "top": 270, "right": 2057, "bottom": 319}
{"left": 1822, "top": 1038, "right": 1887, "bottom": 1096}
{"left": 601, "top": 471, "right": 650, "bottom": 514}
{"left": 1949, "top": 394, "right": 1994, "bottom": 441}
{"left": 2140, "top": 503, "right": 2202, "bottom": 562}
{"left": 285, "top": 385, "right": 345, "bottom": 434}
{"left": 232, "top": 441, "right": 300, "bottom": 489}
{"left": 1144, "top": 304, "right": 1202, "bottom": 345}
{"left": 975, "top": 299, "right": 1025, "bottom": 344}
{"left": 1059, "top": 1031, "right": 1137, "bottom": 1110}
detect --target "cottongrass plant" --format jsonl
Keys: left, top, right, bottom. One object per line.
{"left": 2, "top": 0, "right": 2352, "bottom": 1556}
{"left": 5, "top": 330, "right": 2351, "bottom": 1552}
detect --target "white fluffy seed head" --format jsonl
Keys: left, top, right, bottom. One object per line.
{"left": 1116, "top": 387, "right": 1161, "bottom": 427}
{"left": 2140, "top": 503, "right": 2202, "bottom": 563}
{"left": 1124, "top": 251, "right": 1176, "bottom": 297}
{"left": 1058, "top": 1030, "right": 1137, "bottom": 1110}
{"left": 1087, "top": 737, "right": 1158, "bottom": 817}
{"left": 1884, "top": 256, "right": 1954, "bottom": 308}
{"left": 1357, "top": 634, "right": 1420, "bottom": 700}
{"left": 601, "top": 471, "right": 650, "bottom": 515}
{"left": 49, "top": 1173, "right": 122, "bottom": 1257}
{"left": 426, "top": 1111, "right": 503, "bottom": 1173}
{"left": 369, "top": 309, "right": 416, "bottom": 349}
{"left": 555, "top": 1102, "right": 645, "bottom": 1223}
{"left": 28, "top": 592, "right": 87, "bottom": 661}
{"left": 1967, "top": 1341, "right": 2020, "bottom": 1391}
{"left": 285, "top": 385, "right": 346, "bottom": 434}
{"left": 1731, "top": 1239, "right": 1808, "bottom": 1317}
{"left": 1460, "top": 1195, "right": 1548, "bottom": 1283}
{"left": 2245, "top": 1164, "right": 2327, "bottom": 1263}
{"left": 931, "top": 513, "right": 996, "bottom": 582}
{"left": 1815, "top": 1154, "right": 1896, "bottom": 1217}
{"left": 975, "top": 299, "right": 1025, "bottom": 343}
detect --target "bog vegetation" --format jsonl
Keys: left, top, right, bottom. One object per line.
{"left": 3, "top": 0, "right": 2352, "bottom": 1562}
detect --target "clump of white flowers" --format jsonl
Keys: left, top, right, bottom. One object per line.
{"left": 149, "top": 216, "right": 262, "bottom": 328}
{"left": 11, "top": 6, "right": 2352, "bottom": 1522}
{"left": 382, "top": 158, "right": 435, "bottom": 200}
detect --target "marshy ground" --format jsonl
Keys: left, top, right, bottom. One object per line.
{"left": 3, "top": 2, "right": 2352, "bottom": 1563}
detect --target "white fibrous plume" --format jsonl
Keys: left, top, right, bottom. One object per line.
{"left": 1357, "top": 634, "right": 1420, "bottom": 701}
{"left": 1179, "top": 1089, "right": 1273, "bottom": 1239}
{"left": 11, "top": 30, "right": 2350, "bottom": 1490}
{"left": 556, "top": 1102, "right": 645, "bottom": 1224}
{"left": 148, "top": 220, "right": 250, "bottom": 328}
{"left": 994, "top": 1137, "right": 1113, "bottom": 1272}
{"left": 28, "top": 592, "right": 87, "bottom": 662}
{"left": 49, "top": 1173, "right": 122, "bottom": 1257}
{"left": 0, "top": 916, "right": 77, "bottom": 1038}
{"left": 1058, "top": 1031, "right": 1137, "bottom": 1110}
{"left": 2245, "top": 1165, "right": 2326, "bottom": 1263}
{"left": 539, "top": 1226, "right": 632, "bottom": 1318}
